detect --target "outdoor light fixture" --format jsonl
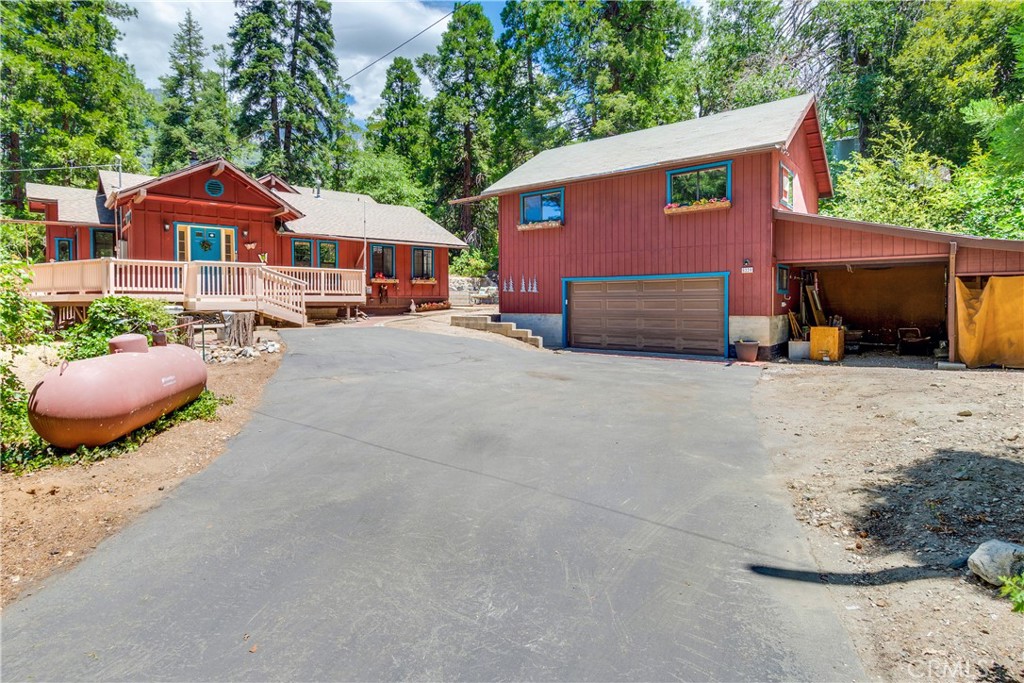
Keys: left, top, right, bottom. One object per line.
{"left": 743, "top": 258, "right": 751, "bottom": 267}
{"left": 242, "top": 229, "right": 249, "bottom": 238}
{"left": 163, "top": 223, "right": 170, "bottom": 232}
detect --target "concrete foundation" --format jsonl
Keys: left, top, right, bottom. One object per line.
{"left": 500, "top": 313, "right": 564, "bottom": 348}
{"left": 728, "top": 315, "right": 789, "bottom": 346}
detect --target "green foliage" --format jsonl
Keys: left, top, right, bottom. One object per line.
{"left": 449, "top": 248, "right": 492, "bottom": 277}
{"left": 955, "top": 155, "right": 1024, "bottom": 240}
{"left": 61, "top": 297, "right": 176, "bottom": 361}
{"left": 344, "top": 151, "right": 426, "bottom": 210}
{"left": 0, "top": 206, "right": 45, "bottom": 262}
{"left": 0, "top": 0, "right": 154, "bottom": 206}
{"left": 0, "top": 260, "right": 53, "bottom": 456}
{"left": 229, "top": 0, "right": 353, "bottom": 185}
{"left": 365, "top": 57, "right": 429, "bottom": 176}
{"left": 418, "top": 3, "right": 498, "bottom": 248}
{"left": 2, "top": 390, "right": 231, "bottom": 475}
{"left": 1000, "top": 572, "right": 1024, "bottom": 613}
{"left": 823, "top": 123, "right": 964, "bottom": 231}
{"left": 153, "top": 10, "right": 236, "bottom": 172}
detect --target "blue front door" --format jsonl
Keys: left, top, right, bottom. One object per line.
{"left": 190, "top": 228, "right": 222, "bottom": 262}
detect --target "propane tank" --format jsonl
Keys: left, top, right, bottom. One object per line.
{"left": 28, "top": 334, "right": 207, "bottom": 448}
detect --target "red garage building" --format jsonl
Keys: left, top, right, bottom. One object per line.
{"left": 457, "top": 95, "right": 1024, "bottom": 366}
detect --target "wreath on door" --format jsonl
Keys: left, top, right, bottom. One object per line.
{"left": 199, "top": 239, "right": 213, "bottom": 252}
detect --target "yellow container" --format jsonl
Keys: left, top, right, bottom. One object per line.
{"left": 810, "top": 327, "right": 845, "bottom": 362}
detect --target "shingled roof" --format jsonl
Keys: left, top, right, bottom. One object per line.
{"left": 25, "top": 183, "right": 114, "bottom": 224}
{"left": 278, "top": 190, "right": 466, "bottom": 248}
{"left": 476, "top": 94, "right": 829, "bottom": 199}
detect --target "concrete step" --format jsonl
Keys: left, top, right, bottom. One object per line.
{"left": 525, "top": 335, "right": 544, "bottom": 348}
{"left": 485, "top": 322, "right": 516, "bottom": 336}
{"left": 508, "top": 328, "right": 530, "bottom": 341}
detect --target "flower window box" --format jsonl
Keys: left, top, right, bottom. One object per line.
{"left": 411, "top": 278, "right": 437, "bottom": 285}
{"left": 370, "top": 277, "right": 399, "bottom": 284}
{"left": 664, "top": 199, "right": 732, "bottom": 216}
{"left": 516, "top": 220, "right": 563, "bottom": 232}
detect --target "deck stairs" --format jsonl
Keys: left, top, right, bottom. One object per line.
{"left": 450, "top": 314, "right": 543, "bottom": 348}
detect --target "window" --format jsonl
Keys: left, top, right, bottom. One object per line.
{"left": 666, "top": 162, "right": 731, "bottom": 206}
{"left": 776, "top": 265, "right": 790, "bottom": 294}
{"left": 223, "top": 229, "right": 236, "bottom": 262}
{"left": 371, "top": 244, "right": 395, "bottom": 278}
{"left": 520, "top": 188, "right": 564, "bottom": 224}
{"left": 55, "top": 238, "right": 74, "bottom": 262}
{"left": 412, "top": 247, "right": 434, "bottom": 279}
{"left": 318, "top": 241, "right": 337, "bottom": 268}
{"left": 92, "top": 229, "right": 115, "bottom": 258}
{"left": 292, "top": 239, "right": 313, "bottom": 267}
{"left": 780, "top": 164, "right": 794, "bottom": 209}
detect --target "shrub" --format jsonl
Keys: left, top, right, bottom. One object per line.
{"left": 1000, "top": 572, "right": 1024, "bottom": 613}
{"left": 0, "top": 260, "right": 53, "bottom": 456}
{"left": 450, "top": 248, "right": 490, "bottom": 277}
{"left": 61, "top": 296, "right": 176, "bottom": 361}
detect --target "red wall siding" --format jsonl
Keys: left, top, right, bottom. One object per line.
{"left": 498, "top": 152, "right": 776, "bottom": 317}
{"left": 774, "top": 123, "right": 819, "bottom": 213}
{"left": 774, "top": 219, "right": 949, "bottom": 264}
{"left": 957, "top": 247, "right": 1024, "bottom": 276}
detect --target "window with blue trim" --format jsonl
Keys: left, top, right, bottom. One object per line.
{"left": 371, "top": 244, "right": 395, "bottom": 278}
{"left": 520, "top": 188, "right": 564, "bottom": 224}
{"left": 779, "top": 163, "right": 794, "bottom": 209}
{"left": 292, "top": 239, "right": 313, "bottom": 267}
{"left": 666, "top": 162, "right": 731, "bottom": 206}
{"left": 412, "top": 247, "right": 434, "bottom": 279}
{"left": 317, "top": 241, "right": 337, "bottom": 268}
{"left": 776, "top": 265, "right": 790, "bottom": 294}
{"left": 55, "top": 238, "right": 74, "bottom": 261}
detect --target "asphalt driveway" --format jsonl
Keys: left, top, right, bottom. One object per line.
{"left": 2, "top": 327, "right": 863, "bottom": 681}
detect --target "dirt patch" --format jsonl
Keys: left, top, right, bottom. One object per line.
{"left": 1, "top": 333, "right": 283, "bottom": 609}
{"left": 757, "top": 361, "right": 1023, "bottom": 681}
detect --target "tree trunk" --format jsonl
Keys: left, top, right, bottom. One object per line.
{"left": 7, "top": 130, "right": 24, "bottom": 210}
{"left": 461, "top": 122, "right": 474, "bottom": 245}
{"left": 283, "top": 1, "right": 302, "bottom": 166}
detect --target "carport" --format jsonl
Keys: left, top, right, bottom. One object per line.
{"left": 774, "top": 210, "right": 1024, "bottom": 366}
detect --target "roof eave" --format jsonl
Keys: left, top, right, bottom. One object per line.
{"left": 463, "top": 143, "right": 784, "bottom": 202}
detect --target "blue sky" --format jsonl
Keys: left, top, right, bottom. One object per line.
{"left": 119, "top": 1, "right": 510, "bottom": 120}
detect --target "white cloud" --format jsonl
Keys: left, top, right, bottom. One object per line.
{"left": 117, "top": 1, "right": 452, "bottom": 120}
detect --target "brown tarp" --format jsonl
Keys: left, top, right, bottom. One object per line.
{"left": 956, "top": 276, "right": 1024, "bottom": 368}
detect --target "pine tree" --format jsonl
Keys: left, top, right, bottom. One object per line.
{"left": 229, "top": 0, "right": 353, "bottom": 184}
{"left": 366, "top": 57, "right": 429, "bottom": 174}
{"left": 418, "top": 3, "right": 497, "bottom": 249}
{"left": 491, "top": 1, "right": 567, "bottom": 177}
{"left": 0, "top": 0, "right": 153, "bottom": 207}
{"left": 153, "top": 10, "right": 235, "bottom": 172}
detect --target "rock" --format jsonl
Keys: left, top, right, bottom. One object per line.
{"left": 967, "top": 540, "right": 1024, "bottom": 586}
{"left": 957, "top": 409, "right": 973, "bottom": 417}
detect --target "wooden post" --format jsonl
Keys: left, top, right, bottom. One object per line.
{"left": 947, "top": 241, "right": 958, "bottom": 363}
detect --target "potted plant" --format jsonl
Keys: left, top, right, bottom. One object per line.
{"left": 734, "top": 339, "right": 760, "bottom": 362}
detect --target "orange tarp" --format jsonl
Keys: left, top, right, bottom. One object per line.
{"left": 956, "top": 276, "right": 1024, "bottom": 368}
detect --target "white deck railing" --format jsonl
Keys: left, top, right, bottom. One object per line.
{"left": 27, "top": 258, "right": 366, "bottom": 324}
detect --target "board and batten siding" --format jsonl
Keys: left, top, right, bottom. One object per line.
{"left": 498, "top": 152, "right": 777, "bottom": 318}
{"left": 774, "top": 218, "right": 949, "bottom": 264}
{"left": 957, "top": 247, "right": 1024, "bottom": 276}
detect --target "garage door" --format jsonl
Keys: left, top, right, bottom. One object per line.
{"left": 568, "top": 277, "right": 725, "bottom": 355}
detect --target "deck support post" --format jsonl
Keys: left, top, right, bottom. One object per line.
{"left": 947, "top": 241, "right": 958, "bottom": 363}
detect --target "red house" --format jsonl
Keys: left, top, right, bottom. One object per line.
{"left": 26, "top": 158, "right": 466, "bottom": 325}
{"left": 458, "top": 95, "right": 1024, "bottom": 364}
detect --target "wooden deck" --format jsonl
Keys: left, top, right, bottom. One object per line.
{"left": 27, "top": 259, "right": 366, "bottom": 326}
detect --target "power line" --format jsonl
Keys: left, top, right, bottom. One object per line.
{"left": 341, "top": 7, "right": 455, "bottom": 83}
{"left": 1, "top": 162, "right": 118, "bottom": 174}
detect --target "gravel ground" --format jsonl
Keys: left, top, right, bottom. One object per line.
{"left": 756, "top": 360, "right": 1023, "bottom": 682}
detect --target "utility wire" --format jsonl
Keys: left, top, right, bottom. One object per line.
{"left": 341, "top": 7, "right": 456, "bottom": 83}
{"left": 1, "top": 162, "right": 118, "bottom": 174}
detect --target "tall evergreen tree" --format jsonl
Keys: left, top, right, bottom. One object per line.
{"left": 0, "top": 0, "right": 153, "bottom": 207}
{"left": 418, "top": 3, "right": 497, "bottom": 247}
{"left": 365, "top": 57, "right": 429, "bottom": 173}
{"left": 491, "top": 0, "right": 567, "bottom": 177}
{"left": 229, "top": 0, "right": 351, "bottom": 183}
{"left": 153, "top": 10, "right": 235, "bottom": 171}
{"left": 528, "top": 0, "right": 700, "bottom": 138}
